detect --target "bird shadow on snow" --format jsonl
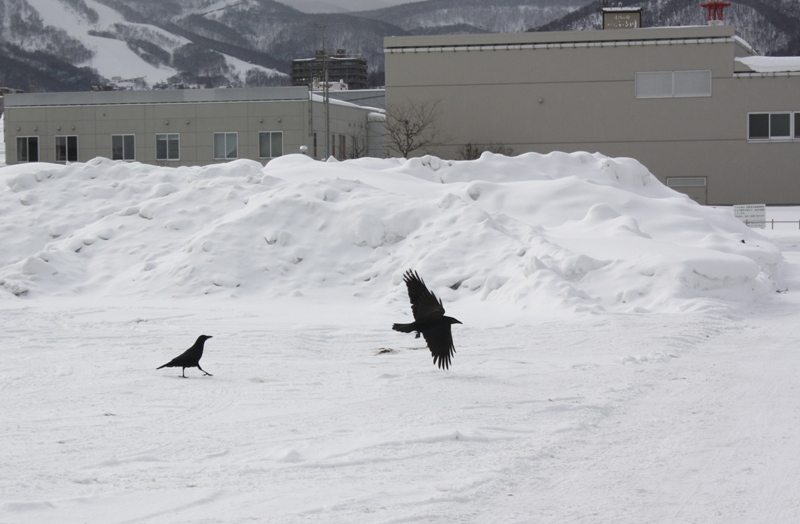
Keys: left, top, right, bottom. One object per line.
{"left": 373, "top": 345, "right": 427, "bottom": 355}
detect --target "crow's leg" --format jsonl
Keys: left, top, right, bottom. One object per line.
{"left": 198, "top": 365, "right": 213, "bottom": 376}
{"left": 415, "top": 332, "right": 421, "bottom": 339}
{"left": 181, "top": 368, "right": 187, "bottom": 378}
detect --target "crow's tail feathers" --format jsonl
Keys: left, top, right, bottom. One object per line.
{"left": 392, "top": 322, "right": 416, "bottom": 333}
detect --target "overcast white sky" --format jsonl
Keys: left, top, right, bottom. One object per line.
{"left": 280, "top": 0, "right": 420, "bottom": 13}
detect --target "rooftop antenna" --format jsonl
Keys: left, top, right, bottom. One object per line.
{"left": 700, "top": 1, "right": 731, "bottom": 26}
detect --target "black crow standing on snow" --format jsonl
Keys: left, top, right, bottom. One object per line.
{"left": 157, "top": 335, "right": 213, "bottom": 378}
{"left": 393, "top": 270, "right": 462, "bottom": 369}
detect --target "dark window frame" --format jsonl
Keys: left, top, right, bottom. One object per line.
{"left": 748, "top": 112, "right": 796, "bottom": 142}
{"left": 112, "top": 134, "right": 136, "bottom": 161}
{"left": 794, "top": 112, "right": 800, "bottom": 139}
{"left": 156, "top": 133, "right": 180, "bottom": 161}
{"left": 213, "top": 132, "right": 238, "bottom": 160}
{"left": 258, "top": 131, "right": 284, "bottom": 159}
{"left": 16, "top": 136, "right": 39, "bottom": 163}
{"left": 55, "top": 135, "right": 79, "bottom": 163}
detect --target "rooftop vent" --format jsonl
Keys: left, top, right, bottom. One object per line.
{"left": 701, "top": 1, "right": 731, "bottom": 26}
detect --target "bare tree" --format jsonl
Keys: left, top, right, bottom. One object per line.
{"left": 456, "top": 142, "right": 483, "bottom": 160}
{"left": 384, "top": 98, "right": 444, "bottom": 158}
{"left": 456, "top": 142, "right": 515, "bottom": 160}
{"left": 346, "top": 134, "right": 368, "bottom": 159}
{"left": 486, "top": 142, "right": 514, "bottom": 156}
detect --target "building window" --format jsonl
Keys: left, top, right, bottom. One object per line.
{"left": 330, "top": 134, "right": 336, "bottom": 158}
{"left": 636, "top": 71, "right": 672, "bottom": 98}
{"left": 258, "top": 131, "right": 283, "bottom": 158}
{"left": 748, "top": 113, "right": 795, "bottom": 141}
{"left": 636, "top": 70, "right": 712, "bottom": 98}
{"left": 796, "top": 112, "right": 800, "bottom": 139}
{"left": 748, "top": 113, "right": 769, "bottom": 140}
{"left": 16, "top": 136, "right": 39, "bottom": 163}
{"left": 55, "top": 136, "right": 78, "bottom": 162}
{"left": 213, "top": 132, "right": 238, "bottom": 160}
{"left": 339, "top": 134, "right": 346, "bottom": 159}
{"left": 112, "top": 135, "right": 135, "bottom": 161}
{"left": 666, "top": 177, "right": 707, "bottom": 188}
{"left": 673, "top": 71, "right": 712, "bottom": 97}
{"left": 313, "top": 132, "right": 318, "bottom": 158}
{"left": 770, "top": 113, "right": 791, "bottom": 138}
{"left": 156, "top": 133, "right": 180, "bottom": 160}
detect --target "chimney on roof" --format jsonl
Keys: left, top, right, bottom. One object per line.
{"left": 701, "top": 2, "right": 731, "bottom": 26}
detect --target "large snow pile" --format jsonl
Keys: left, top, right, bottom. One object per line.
{"left": 0, "top": 153, "right": 782, "bottom": 314}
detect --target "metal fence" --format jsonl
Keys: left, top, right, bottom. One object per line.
{"left": 745, "top": 219, "right": 800, "bottom": 229}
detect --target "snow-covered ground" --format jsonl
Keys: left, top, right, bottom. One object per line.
{"left": 1, "top": 153, "right": 799, "bottom": 523}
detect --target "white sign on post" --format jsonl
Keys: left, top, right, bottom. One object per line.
{"left": 733, "top": 204, "right": 766, "bottom": 229}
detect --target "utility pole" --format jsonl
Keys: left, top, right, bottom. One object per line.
{"left": 314, "top": 22, "right": 341, "bottom": 159}
{"left": 325, "top": 49, "right": 330, "bottom": 159}
{"left": 315, "top": 23, "right": 331, "bottom": 159}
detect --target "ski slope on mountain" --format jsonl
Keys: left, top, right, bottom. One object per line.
{"left": 22, "top": 0, "right": 282, "bottom": 84}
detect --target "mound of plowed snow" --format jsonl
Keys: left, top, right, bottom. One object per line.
{"left": 0, "top": 153, "right": 781, "bottom": 314}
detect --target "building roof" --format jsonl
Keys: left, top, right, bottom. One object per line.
{"left": 735, "top": 56, "right": 800, "bottom": 74}
{"left": 4, "top": 86, "right": 309, "bottom": 108}
{"left": 384, "top": 25, "right": 739, "bottom": 51}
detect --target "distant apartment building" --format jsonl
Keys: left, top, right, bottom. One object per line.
{"left": 3, "top": 86, "right": 385, "bottom": 165}
{"left": 291, "top": 50, "right": 369, "bottom": 90}
{"left": 384, "top": 25, "right": 800, "bottom": 206}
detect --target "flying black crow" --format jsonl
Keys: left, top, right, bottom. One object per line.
{"left": 157, "top": 335, "right": 213, "bottom": 378}
{"left": 393, "top": 270, "right": 462, "bottom": 369}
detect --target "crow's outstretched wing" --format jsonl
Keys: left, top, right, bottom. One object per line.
{"left": 421, "top": 324, "right": 456, "bottom": 370}
{"left": 403, "top": 270, "right": 445, "bottom": 322}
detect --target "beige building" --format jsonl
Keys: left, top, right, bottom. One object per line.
{"left": 4, "top": 86, "right": 385, "bottom": 165}
{"left": 384, "top": 25, "right": 800, "bottom": 205}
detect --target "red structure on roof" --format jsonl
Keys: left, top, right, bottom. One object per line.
{"left": 700, "top": 1, "right": 731, "bottom": 22}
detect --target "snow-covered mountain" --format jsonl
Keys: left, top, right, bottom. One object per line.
{"left": 0, "top": 0, "right": 591, "bottom": 91}
{"left": 0, "top": 0, "right": 798, "bottom": 92}
{"left": 354, "top": 0, "right": 590, "bottom": 35}
{"left": 0, "top": 0, "right": 293, "bottom": 91}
